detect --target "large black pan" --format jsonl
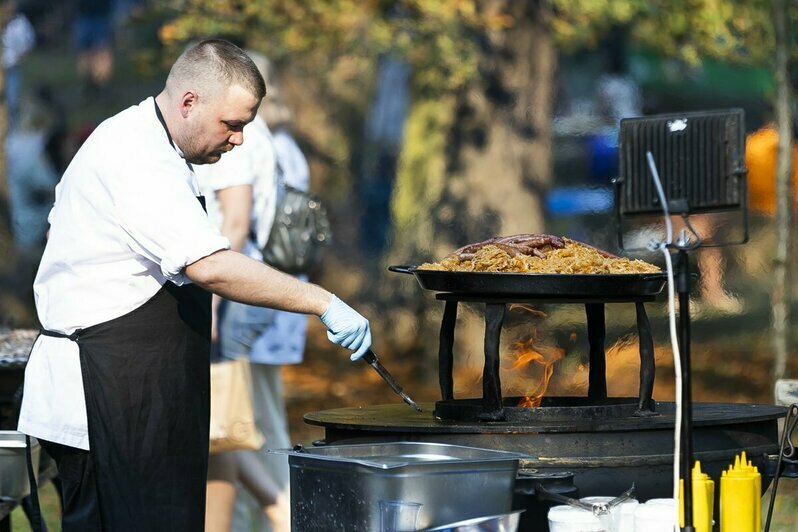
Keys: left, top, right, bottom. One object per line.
{"left": 388, "top": 265, "right": 667, "bottom": 299}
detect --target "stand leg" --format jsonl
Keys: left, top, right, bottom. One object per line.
{"left": 438, "top": 301, "right": 457, "bottom": 401}
{"left": 635, "top": 302, "right": 656, "bottom": 414}
{"left": 585, "top": 303, "right": 607, "bottom": 400}
{"left": 677, "top": 250, "right": 695, "bottom": 531}
{"left": 480, "top": 303, "right": 506, "bottom": 420}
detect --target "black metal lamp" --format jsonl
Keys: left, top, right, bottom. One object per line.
{"left": 612, "top": 109, "right": 750, "bottom": 532}
{"left": 615, "top": 108, "right": 748, "bottom": 248}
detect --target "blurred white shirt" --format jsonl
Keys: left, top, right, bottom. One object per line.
{"left": 2, "top": 14, "right": 35, "bottom": 68}
{"left": 196, "top": 120, "right": 312, "bottom": 366}
{"left": 272, "top": 128, "right": 310, "bottom": 191}
{"left": 251, "top": 127, "right": 311, "bottom": 365}
{"left": 5, "top": 131, "right": 57, "bottom": 248}
{"left": 195, "top": 115, "right": 277, "bottom": 260}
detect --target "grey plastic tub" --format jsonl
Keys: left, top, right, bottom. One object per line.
{"left": 0, "top": 431, "right": 39, "bottom": 501}
{"left": 277, "top": 442, "right": 525, "bottom": 531}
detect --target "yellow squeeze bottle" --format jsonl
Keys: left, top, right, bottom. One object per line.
{"left": 742, "top": 453, "right": 761, "bottom": 531}
{"left": 720, "top": 452, "right": 760, "bottom": 532}
{"left": 680, "top": 461, "right": 714, "bottom": 532}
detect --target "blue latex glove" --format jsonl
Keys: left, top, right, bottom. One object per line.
{"left": 319, "top": 295, "right": 372, "bottom": 361}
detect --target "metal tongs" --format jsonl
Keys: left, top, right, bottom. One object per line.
{"left": 361, "top": 349, "right": 423, "bottom": 412}
{"left": 765, "top": 403, "right": 798, "bottom": 532}
{"left": 537, "top": 483, "right": 636, "bottom": 517}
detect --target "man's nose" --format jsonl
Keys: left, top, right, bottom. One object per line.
{"left": 229, "top": 131, "right": 244, "bottom": 146}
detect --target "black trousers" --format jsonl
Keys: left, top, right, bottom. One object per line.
{"left": 38, "top": 440, "right": 102, "bottom": 532}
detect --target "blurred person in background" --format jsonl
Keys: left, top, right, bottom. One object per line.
{"left": 73, "top": 0, "right": 113, "bottom": 98}
{"left": 684, "top": 215, "right": 743, "bottom": 314}
{"left": 197, "top": 107, "right": 288, "bottom": 532}
{"left": 111, "top": 0, "right": 146, "bottom": 49}
{"left": 34, "top": 85, "right": 69, "bottom": 175}
{"left": 233, "top": 51, "right": 312, "bottom": 532}
{"left": 196, "top": 50, "right": 309, "bottom": 532}
{"left": 5, "top": 92, "right": 59, "bottom": 256}
{"left": 589, "top": 36, "right": 642, "bottom": 185}
{"left": 2, "top": 0, "right": 36, "bottom": 127}
{"left": 681, "top": 120, "right": 798, "bottom": 315}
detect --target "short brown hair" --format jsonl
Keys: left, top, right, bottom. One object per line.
{"left": 166, "top": 39, "right": 266, "bottom": 102}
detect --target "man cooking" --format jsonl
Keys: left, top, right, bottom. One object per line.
{"left": 17, "top": 39, "right": 371, "bottom": 531}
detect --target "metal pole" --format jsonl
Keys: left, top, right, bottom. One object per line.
{"left": 676, "top": 248, "right": 694, "bottom": 531}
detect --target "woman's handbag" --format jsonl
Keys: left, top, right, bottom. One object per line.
{"left": 209, "top": 357, "right": 265, "bottom": 453}
{"left": 260, "top": 181, "right": 332, "bottom": 274}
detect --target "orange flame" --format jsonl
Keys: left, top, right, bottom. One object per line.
{"left": 508, "top": 304, "right": 547, "bottom": 318}
{"left": 510, "top": 338, "right": 564, "bottom": 408}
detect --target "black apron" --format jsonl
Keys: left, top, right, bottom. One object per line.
{"left": 39, "top": 277, "right": 211, "bottom": 530}
{"left": 29, "top": 101, "right": 211, "bottom": 530}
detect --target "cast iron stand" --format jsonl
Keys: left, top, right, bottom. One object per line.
{"left": 434, "top": 293, "right": 658, "bottom": 421}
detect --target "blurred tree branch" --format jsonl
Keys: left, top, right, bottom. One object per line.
{"left": 771, "top": 0, "right": 793, "bottom": 384}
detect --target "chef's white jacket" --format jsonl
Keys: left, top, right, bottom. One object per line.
{"left": 18, "top": 97, "right": 230, "bottom": 450}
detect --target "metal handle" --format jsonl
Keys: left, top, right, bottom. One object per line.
{"left": 361, "top": 349, "right": 378, "bottom": 364}
{"left": 536, "top": 483, "right": 635, "bottom": 517}
{"left": 387, "top": 265, "right": 415, "bottom": 274}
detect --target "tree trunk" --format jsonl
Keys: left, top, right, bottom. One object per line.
{"left": 385, "top": 1, "right": 556, "bottom": 384}
{"left": 771, "top": 0, "right": 793, "bottom": 385}
{"left": 447, "top": 0, "right": 554, "bottom": 241}
{"left": 389, "top": 0, "right": 555, "bottom": 260}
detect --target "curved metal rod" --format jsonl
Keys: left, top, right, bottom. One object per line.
{"left": 765, "top": 403, "right": 798, "bottom": 532}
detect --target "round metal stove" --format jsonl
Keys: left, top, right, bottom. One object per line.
{"left": 305, "top": 400, "right": 786, "bottom": 500}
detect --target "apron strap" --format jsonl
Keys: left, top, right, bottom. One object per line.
{"left": 153, "top": 99, "right": 193, "bottom": 173}
{"left": 39, "top": 328, "right": 81, "bottom": 342}
{"left": 24, "top": 332, "right": 46, "bottom": 531}
{"left": 25, "top": 435, "right": 44, "bottom": 532}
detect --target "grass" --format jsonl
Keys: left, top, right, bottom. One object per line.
{"left": 9, "top": 483, "right": 60, "bottom": 532}
{"left": 763, "top": 480, "right": 798, "bottom": 532}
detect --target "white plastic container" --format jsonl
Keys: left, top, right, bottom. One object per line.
{"left": 548, "top": 505, "right": 608, "bottom": 532}
{"left": 634, "top": 500, "right": 678, "bottom": 532}
{"left": 645, "top": 498, "right": 677, "bottom": 507}
{"left": 580, "top": 496, "right": 639, "bottom": 532}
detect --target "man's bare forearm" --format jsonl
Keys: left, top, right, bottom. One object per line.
{"left": 185, "top": 250, "right": 331, "bottom": 316}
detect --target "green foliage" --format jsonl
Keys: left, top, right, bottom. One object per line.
{"left": 391, "top": 96, "right": 455, "bottom": 253}
{"left": 158, "top": 0, "right": 785, "bottom": 105}
{"left": 157, "top": 0, "right": 506, "bottom": 98}
{"left": 552, "top": 0, "right": 779, "bottom": 66}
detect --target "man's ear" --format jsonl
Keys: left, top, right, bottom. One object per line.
{"left": 179, "top": 90, "right": 199, "bottom": 118}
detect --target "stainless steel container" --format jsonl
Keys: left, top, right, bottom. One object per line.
{"left": 0, "top": 431, "right": 39, "bottom": 501}
{"left": 427, "top": 510, "right": 524, "bottom": 531}
{"left": 279, "top": 442, "right": 525, "bottom": 531}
